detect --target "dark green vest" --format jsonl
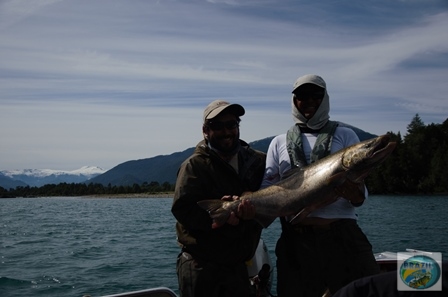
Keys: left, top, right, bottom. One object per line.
{"left": 286, "top": 121, "right": 339, "bottom": 168}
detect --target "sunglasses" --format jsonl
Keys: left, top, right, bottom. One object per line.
{"left": 206, "top": 120, "right": 239, "bottom": 131}
{"left": 293, "top": 91, "right": 325, "bottom": 101}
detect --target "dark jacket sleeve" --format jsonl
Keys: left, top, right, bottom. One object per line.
{"left": 171, "top": 144, "right": 266, "bottom": 265}
{"left": 172, "top": 158, "right": 214, "bottom": 231}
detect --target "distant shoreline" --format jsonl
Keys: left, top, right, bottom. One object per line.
{"left": 84, "top": 192, "right": 174, "bottom": 199}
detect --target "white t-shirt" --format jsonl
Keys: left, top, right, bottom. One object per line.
{"left": 261, "top": 126, "right": 367, "bottom": 220}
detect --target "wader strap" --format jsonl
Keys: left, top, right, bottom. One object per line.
{"left": 286, "top": 121, "right": 339, "bottom": 168}
{"left": 286, "top": 124, "right": 307, "bottom": 168}
{"left": 310, "top": 121, "right": 338, "bottom": 164}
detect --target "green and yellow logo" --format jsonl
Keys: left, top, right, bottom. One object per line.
{"left": 399, "top": 254, "right": 441, "bottom": 290}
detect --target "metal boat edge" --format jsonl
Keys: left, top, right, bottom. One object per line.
{"left": 97, "top": 287, "right": 178, "bottom": 297}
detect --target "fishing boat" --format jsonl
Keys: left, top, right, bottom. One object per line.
{"left": 100, "top": 287, "right": 178, "bottom": 297}
{"left": 101, "top": 247, "right": 446, "bottom": 297}
{"left": 374, "top": 248, "right": 441, "bottom": 272}
{"left": 100, "top": 239, "right": 274, "bottom": 297}
{"left": 333, "top": 249, "right": 447, "bottom": 296}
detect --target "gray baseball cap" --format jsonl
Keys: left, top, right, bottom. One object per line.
{"left": 203, "top": 100, "right": 245, "bottom": 123}
{"left": 292, "top": 74, "right": 326, "bottom": 93}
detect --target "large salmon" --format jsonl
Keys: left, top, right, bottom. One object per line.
{"left": 198, "top": 134, "right": 396, "bottom": 228}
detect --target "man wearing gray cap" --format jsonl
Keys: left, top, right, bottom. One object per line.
{"left": 172, "top": 100, "right": 266, "bottom": 297}
{"left": 261, "top": 74, "right": 379, "bottom": 296}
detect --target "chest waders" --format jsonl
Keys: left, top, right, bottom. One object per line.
{"left": 286, "top": 120, "right": 339, "bottom": 168}
{"left": 281, "top": 121, "right": 339, "bottom": 227}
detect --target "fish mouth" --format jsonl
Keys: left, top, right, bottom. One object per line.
{"left": 369, "top": 134, "right": 397, "bottom": 162}
{"left": 343, "top": 134, "right": 397, "bottom": 182}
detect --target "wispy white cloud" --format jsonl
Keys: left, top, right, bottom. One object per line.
{"left": 0, "top": 0, "right": 64, "bottom": 28}
{"left": 1, "top": 0, "right": 447, "bottom": 170}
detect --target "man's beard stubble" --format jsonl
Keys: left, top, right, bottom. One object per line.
{"left": 208, "top": 132, "right": 240, "bottom": 156}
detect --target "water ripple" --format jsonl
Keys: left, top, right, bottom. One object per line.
{"left": 1, "top": 195, "right": 447, "bottom": 297}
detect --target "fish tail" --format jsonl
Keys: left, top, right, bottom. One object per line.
{"left": 197, "top": 199, "right": 231, "bottom": 227}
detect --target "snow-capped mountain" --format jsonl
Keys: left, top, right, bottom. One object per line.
{"left": 2, "top": 166, "right": 106, "bottom": 178}
{"left": 0, "top": 166, "right": 107, "bottom": 189}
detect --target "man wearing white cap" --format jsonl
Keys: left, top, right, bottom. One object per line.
{"left": 262, "top": 74, "right": 379, "bottom": 296}
{"left": 172, "top": 100, "right": 266, "bottom": 297}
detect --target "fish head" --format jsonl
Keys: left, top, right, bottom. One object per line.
{"left": 342, "top": 134, "right": 397, "bottom": 182}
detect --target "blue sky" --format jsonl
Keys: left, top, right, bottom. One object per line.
{"left": 1, "top": 0, "right": 447, "bottom": 171}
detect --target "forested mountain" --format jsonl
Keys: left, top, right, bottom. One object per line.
{"left": 87, "top": 139, "right": 269, "bottom": 187}
{"left": 366, "top": 115, "right": 448, "bottom": 194}
{"left": 2, "top": 115, "right": 447, "bottom": 197}
{"left": 88, "top": 123, "right": 375, "bottom": 186}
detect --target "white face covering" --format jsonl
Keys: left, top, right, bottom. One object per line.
{"left": 291, "top": 74, "right": 330, "bottom": 130}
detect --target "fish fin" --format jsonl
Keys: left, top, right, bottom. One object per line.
{"left": 327, "top": 171, "right": 347, "bottom": 186}
{"left": 287, "top": 172, "right": 344, "bottom": 225}
{"left": 335, "top": 180, "right": 366, "bottom": 206}
{"left": 289, "top": 195, "right": 340, "bottom": 225}
{"left": 289, "top": 208, "right": 310, "bottom": 225}
{"left": 254, "top": 214, "right": 277, "bottom": 228}
{"left": 197, "top": 200, "right": 231, "bottom": 228}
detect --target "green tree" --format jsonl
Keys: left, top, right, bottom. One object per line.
{"left": 406, "top": 113, "right": 425, "bottom": 135}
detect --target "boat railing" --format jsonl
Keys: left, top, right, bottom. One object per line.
{"left": 98, "top": 287, "right": 178, "bottom": 297}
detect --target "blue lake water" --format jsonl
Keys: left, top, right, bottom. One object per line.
{"left": 1, "top": 195, "right": 447, "bottom": 297}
